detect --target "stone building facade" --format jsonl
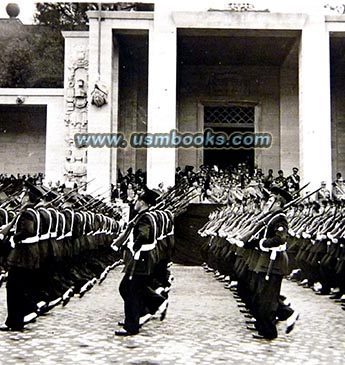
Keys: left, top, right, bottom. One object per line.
{"left": 1, "top": 2, "right": 345, "bottom": 194}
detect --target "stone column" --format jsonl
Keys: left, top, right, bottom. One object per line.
{"left": 62, "top": 31, "right": 89, "bottom": 189}
{"left": 45, "top": 97, "right": 65, "bottom": 183}
{"left": 147, "top": 4, "right": 177, "bottom": 189}
{"left": 280, "top": 66, "right": 299, "bottom": 173}
{"left": 87, "top": 18, "right": 118, "bottom": 198}
{"left": 299, "top": 14, "right": 332, "bottom": 190}
{"left": 111, "top": 40, "right": 120, "bottom": 188}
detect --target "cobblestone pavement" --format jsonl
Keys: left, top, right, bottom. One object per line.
{"left": 0, "top": 264, "right": 345, "bottom": 365}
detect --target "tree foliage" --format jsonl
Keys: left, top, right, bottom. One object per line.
{"left": 34, "top": 2, "right": 93, "bottom": 31}
{"left": 0, "top": 2, "right": 154, "bottom": 88}
{"left": 0, "top": 34, "right": 33, "bottom": 87}
{"left": 0, "top": 24, "right": 64, "bottom": 88}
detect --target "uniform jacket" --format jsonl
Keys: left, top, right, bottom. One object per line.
{"left": 254, "top": 210, "right": 290, "bottom": 276}
{"left": 123, "top": 211, "right": 156, "bottom": 276}
{"left": 7, "top": 206, "right": 40, "bottom": 269}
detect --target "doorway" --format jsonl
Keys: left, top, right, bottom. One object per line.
{"left": 203, "top": 104, "right": 255, "bottom": 171}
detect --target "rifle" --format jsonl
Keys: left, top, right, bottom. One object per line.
{"left": 155, "top": 177, "right": 189, "bottom": 204}
{"left": 292, "top": 182, "right": 310, "bottom": 198}
{"left": 111, "top": 211, "right": 146, "bottom": 251}
{"left": 49, "top": 179, "right": 95, "bottom": 207}
{"left": 0, "top": 196, "right": 19, "bottom": 209}
{"left": 239, "top": 186, "right": 322, "bottom": 245}
{"left": 79, "top": 187, "right": 112, "bottom": 210}
{"left": 83, "top": 192, "right": 108, "bottom": 210}
{"left": 156, "top": 186, "right": 198, "bottom": 215}
{"left": 0, "top": 183, "right": 13, "bottom": 193}
{"left": 284, "top": 187, "right": 322, "bottom": 211}
{"left": 86, "top": 197, "right": 107, "bottom": 211}
{"left": 0, "top": 215, "right": 18, "bottom": 240}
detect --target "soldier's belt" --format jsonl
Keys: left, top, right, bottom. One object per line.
{"left": 133, "top": 241, "right": 157, "bottom": 260}
{"left": 259, "top": 239, "right": 287, "bottom": 253}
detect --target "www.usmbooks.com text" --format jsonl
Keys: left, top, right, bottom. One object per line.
{"left": 74, "top": 129, "right": 272, "bottom": 149}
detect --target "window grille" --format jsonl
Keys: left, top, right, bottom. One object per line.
{"left": 204, "top": 106, "right": 254, "bottom": 125}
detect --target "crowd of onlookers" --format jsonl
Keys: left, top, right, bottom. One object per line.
{"left": 0, "top": 173, "right": 44, "bottom": 186}
{"left": 2, "top": 164, "right": 345, "bottom": 207}
{"left": 173, "top": 164, "right": 345, "bottom": 206}
{"left": 110, "top": 163, "right": 303, "bottom": 206}
{"left": 174, "top": 164, "right": 303, "bottom": 205}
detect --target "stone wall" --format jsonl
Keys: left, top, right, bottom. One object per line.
{"left": 177, "top": 65, "right": 290, "bottom": 174}
{"left": 0, "top": 89, "right": 65, "bottom": 182}
{"left": 331, "top": 71, "right": 345, "bottom": 178}
{"left": 280, "top": 66, "right": 299, "bottom": 173}
{"left": 117, "top": 35, "right": 148, "bottom": 175}
{"left": 117, "top": 61, "right": 301, "bottom": 175}
{"left": 0, "top": 105, "right": 46, "bottom": 175}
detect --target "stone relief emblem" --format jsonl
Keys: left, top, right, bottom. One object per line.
{"left": 91, "top": 81, "right": 108, "bottom": 107}
{"left": 63, "top": 46, "right": 89, "bottom": 186}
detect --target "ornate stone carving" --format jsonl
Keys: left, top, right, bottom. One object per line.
{"left": 91, "top": 81, "right": 108, "bottom": 107}
{"left": 324, "top": 4, "right": 345, "bottom": 14}
{"left": 63, "top": 46, "right": 89, "bottom": 186}
{"left": 227, "top": 3, "right": 254, "bottom": 12}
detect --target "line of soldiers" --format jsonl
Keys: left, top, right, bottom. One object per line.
{"left": 198, "top": 185, "right": 303, "bottom": 340}
{"left": 198, "top": 174, "right": 345, "bottom": 339}
{"left": 286, "top": 198, "right": 345, "bottom": 306}
{"left": 112, "top": 178, "right": 199, "bottom": 336}
{"left": 0, "top": 179, "right": 124, "bottom": 331}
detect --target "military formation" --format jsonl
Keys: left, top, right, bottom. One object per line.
{"left": 1, "top": 164, "right": 345, "bottom": 340}
{"left": 0, "top": 173, "right": 198, "bottom": 335}
{"left": 196, "top": 165, "right": 345, "bottom": 340}
{"left": 0, "top": 177, "right": 126, "bottom": 331}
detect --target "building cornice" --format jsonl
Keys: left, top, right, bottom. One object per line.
{"left": 87, "top": 11, "right": 154, "bottom": 20}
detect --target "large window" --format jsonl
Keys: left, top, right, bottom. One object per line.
{"left": 203, "top": 104, "right": 255, "bottom": 171}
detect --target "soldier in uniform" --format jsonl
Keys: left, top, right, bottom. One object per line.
{"left": 115, "top": 189, "right": 166, "bottom": 336}
{"left": 332, "top": 172, "right": 345, "bottom": 203}
{"left": 245, "top": 186, "right": 299, "bottom": 340}
{"left": 316, "top": 181, "right": 330, "bottom": 203}
{"left": 0, "top": 184, "right": 40, "bottom": 331}
{"left": 286, "top": 167, "right": 300, "bottom": 196}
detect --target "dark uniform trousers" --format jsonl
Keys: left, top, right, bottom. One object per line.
{"left": 251, "top": 212, "right": 290, "bottom": 339}
{"left": 6, "top": 267, "right": 37, "bottom": 330}
{"left": 5, "top": 206, "right": 40, "bottom": 330}
{"left": 119, "top": 212, "right": 168, "bottom": 333}
{"left": 254, "top": 272, "right": 282, "bottom": 339}
{"left": 119, "top": 273, "right": 149, "bottom": 334}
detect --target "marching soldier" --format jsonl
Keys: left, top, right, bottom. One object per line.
{"left": 200, "top": 183, "right": 300, "bottom": 340}
{"left": 0, "top": 179, "right": 124, "bottom": 330}
{"left": 115, "top": 189, "right": 167, "bottom": 336}
{"left": 245, "top": 186, "right": 299, "bottom": 339}
{"left": 0, "top": 184, "right": 41, "bottom": 331}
